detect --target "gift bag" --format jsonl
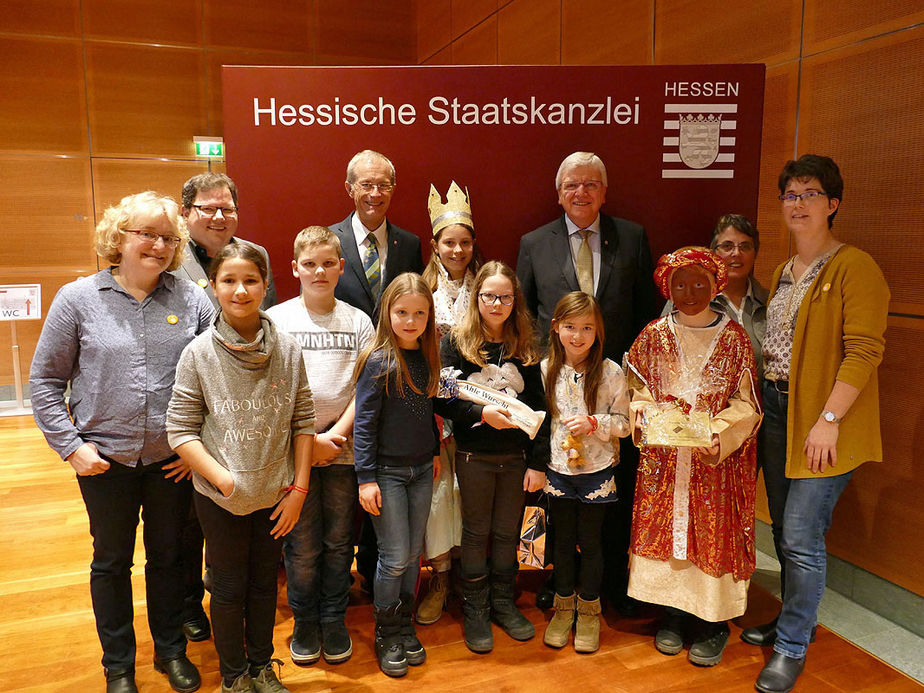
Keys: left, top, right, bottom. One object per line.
{"left": 518, "top": 505, "right": 547, "bottom": 568}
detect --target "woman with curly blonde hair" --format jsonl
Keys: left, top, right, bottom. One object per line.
{"left": 30, "top": 191, "right": 214, "bottom": 693}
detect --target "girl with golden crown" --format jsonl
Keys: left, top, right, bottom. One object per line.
{"left": 416, "top": 182, "right": 483, "bottom": 625}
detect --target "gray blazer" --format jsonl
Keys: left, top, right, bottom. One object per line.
{"left": 172, "top": 237, "right": 277, "bottom": 310}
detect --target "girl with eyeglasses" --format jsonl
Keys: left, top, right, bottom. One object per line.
{"left": 439, "top": 260, "right": 550, "bottom": 653}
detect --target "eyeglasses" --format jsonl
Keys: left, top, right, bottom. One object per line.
{"left": 479, "top": 292, "right": 515, "bottom": 306}
{"left": 715, "top": 241, "right": 756, "bottom": 253}
{"left": 560, "top": 180, "right": 603, "bottom": 193}
{"left": 122, "top": 229, "right": 182, "bottom": 248}
{"left": 353, "top": 182, "right": 395, "bottom": 193}
{"left": 192, "top": 204, "right": 238, "bottom": 217}
{"left": 778, "top": 191, "right": 827, "bottom": 205}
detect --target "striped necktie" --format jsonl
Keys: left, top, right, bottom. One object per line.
{"left": 363, "top": 232, "right": 381, "bottom": 299}
{"left": 576, "top": 229, "right": 594, "bottom": 295}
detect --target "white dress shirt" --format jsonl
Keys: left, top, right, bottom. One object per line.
{"left": 351, "top": 214, "right": 389, "bottom": 272}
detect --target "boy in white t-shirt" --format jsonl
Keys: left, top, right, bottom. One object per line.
{"left": 267, "top": 226, "right": 374, "bottom": 666}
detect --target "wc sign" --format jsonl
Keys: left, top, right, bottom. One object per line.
{"left": 0, "top": 285, "right": 41, "bottom": 321}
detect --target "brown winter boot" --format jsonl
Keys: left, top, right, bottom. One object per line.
{"left": 574, "top": 596, "right": 601, "bottom": 653}
{"left": 543, "top": 593, "right": 576, "bottom": 648}
{"left": 416, "top": 569, "right": 448, "bottom": 625}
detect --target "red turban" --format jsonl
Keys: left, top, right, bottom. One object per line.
{"left": 653, "top": 246, "right": 728, "bottom": 300}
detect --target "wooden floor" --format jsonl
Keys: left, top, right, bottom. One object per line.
{"left": 1, "top": 414, "right": 920, "bottom": 693}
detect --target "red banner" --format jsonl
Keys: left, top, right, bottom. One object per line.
{"left": 223, "top": 64, "right": 765, "bottom": 301}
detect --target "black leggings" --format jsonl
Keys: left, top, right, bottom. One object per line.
{"left": 194, "top": 493, "right": 282, "bottom": 682}
{"left": 455, "top": 450, "right": 526, "bottom": 579}
{"left": 550, "top": 497, "right": 607, "bottom": 600}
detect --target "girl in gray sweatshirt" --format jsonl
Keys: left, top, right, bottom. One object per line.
{"left": 167, "top": 243, "right": 314, "bottom": 693}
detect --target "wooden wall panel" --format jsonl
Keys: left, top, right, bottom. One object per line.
{"left": 315, "top": 1, "right": 416, "bottom": 65}
{"left": 562, "top": 0, "right": 652, "bottom": 65}
{"left": 803, "top": 0, "right": 924, "bottom": 56}
{"left": 452, "top": 15, "right": 497, "bottom": 65}
{"left": 655, "top": 0, "right": 802, "bottom": 66}
{"left": 91, "top": 159, "right": 211, "bottom": 220}
{"left": 0, "top": 156, "right": 95, "bottom": 272}
{"left": 85, "top": 43, "right": 206, "bottom": 158}
{"left": 0, "top": 37, "right": 88, "bottom": 155}
{"left": 203, "top": 0, "right": 311, "bottom": 53}
{"left": 423, "top": 45, "right": 452, "bottom": 65}
{"left": 207, "top": 50, "right": 314, "bottom": 136}
{"left": 452, "top": 0, "right": 498, "bottom": 40}
{"left": 417, "top": 0, "right": 452, "bottom": 63}
{"left": 797, "top": 28, "right": 924, "bottom": 311}
{"left": 497, "top": 0, "right": 560, "bottom": 65}
{"left": 0, "top": 270, "right": 94, "bottom": 389}
{"left": 753, "top": 62, "right": 799, "bottom": 286}
{"left": 0, "top": 0, "right": 80, "bottom": 37}
{"left": 82, "top": 0, "right": 202, "bottom": 46}
{"left": 827, "top": 319, "right": 924, "bottom": 596}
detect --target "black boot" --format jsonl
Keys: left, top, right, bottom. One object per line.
{"left": 688, "top": 619, "right": 730, "bottom": 666}
{"left": 398, "top": 594, "right": 426, "bottom": 665}
{"left": 461, "top": 575, "right": 493, "bottom": 653}
{"left": 490, "top": 571, "right": 535, "bottom": 641}
{"left": 741, "top": 615, "right": 817, "bottom": 647}
{"left": 755, "top": 651, "right": 805, "bottom": 693}
{"left": 373, "top": 603, "right": 407, "bottom": 677}
{"left": 655, "top": 607, "right": 686, "bottom": 655}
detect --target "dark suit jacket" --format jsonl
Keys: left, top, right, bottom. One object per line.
{"left": 516, "top": 213, "right": 657, "bottom": 363}
{"left": 171, "top": 237, "right": 277, "bottom": 310}
{"left": 330, "top": 213, "right": 424, "bottom": 321}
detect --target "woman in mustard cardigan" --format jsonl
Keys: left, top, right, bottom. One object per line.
{"left": 745, "top": 155, "right": 889, "bottom": 693}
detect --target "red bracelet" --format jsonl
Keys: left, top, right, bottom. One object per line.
{"left": 287, "top": 484, "right": 308, "bottom": 494}
{"left": 587, "top": 415, "right": 598, "bottom": 433}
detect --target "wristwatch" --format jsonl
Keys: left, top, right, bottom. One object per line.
{"left": 822, "top": 410, "right": 840, "bottom": 424}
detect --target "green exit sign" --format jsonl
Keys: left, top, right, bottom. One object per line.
{"left": 194, "top": 138, "right": 224, "bottom": 158}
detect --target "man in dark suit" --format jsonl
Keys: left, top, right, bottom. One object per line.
{"left": 330, "top": 150, "right": 423, "bottom": 321}
{"left": 329, "top": 150, "right": 423, "bottom": 594}
{"left": 516, "top": 151, "right": 657, "bottom": 613}
{"left": 517, "top": 152, "right": 656, "bottom": 363}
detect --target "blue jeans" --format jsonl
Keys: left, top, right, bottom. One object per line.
{"left": 370, "top": 463, "right": 434, "bottom": 610}
{"left": 760, "top": 381, "right": 854, "bottom": 659}
{"left": 284, "top": 464, "right": 357, "bottom": 624}
{"left": 76, "top": 457, "right": 190, "bottom": 672}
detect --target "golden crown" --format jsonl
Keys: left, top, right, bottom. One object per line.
{"left": 427, "top": 181, "right": 473, "bottom": 237}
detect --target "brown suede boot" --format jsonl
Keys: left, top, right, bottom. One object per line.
{"left": 543, "top": 593, "right": 576, "bottom": 648}
{"left": 574, "top": 596, "right": 601, "bottom": 653}
{"left": 416, "top": 569, "right": 449, "bottom": 625}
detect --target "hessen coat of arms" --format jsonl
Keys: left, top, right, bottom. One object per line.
{"left": 678, "top": 114, "right": 722, "bottom": 169}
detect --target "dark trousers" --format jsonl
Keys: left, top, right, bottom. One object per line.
{"left": 284, "top": 464, "right": 357, "bottom": 623}
{"left": 180, "top": 500, "right": 206, "bottom": 622}
{"left": 601, "top": 439, "right": 638, "bottom": 599}
{"left": 549, "top": 497, "right": 607, "bottom": 600}
{"left": 455, "top": 450, "right": 526, "bottom": 579}
{"left": 76, "top": 459, "right": 189, "bottom": 672}
{"left": 194, "top": 493, "right": 282, "bottom": 682}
